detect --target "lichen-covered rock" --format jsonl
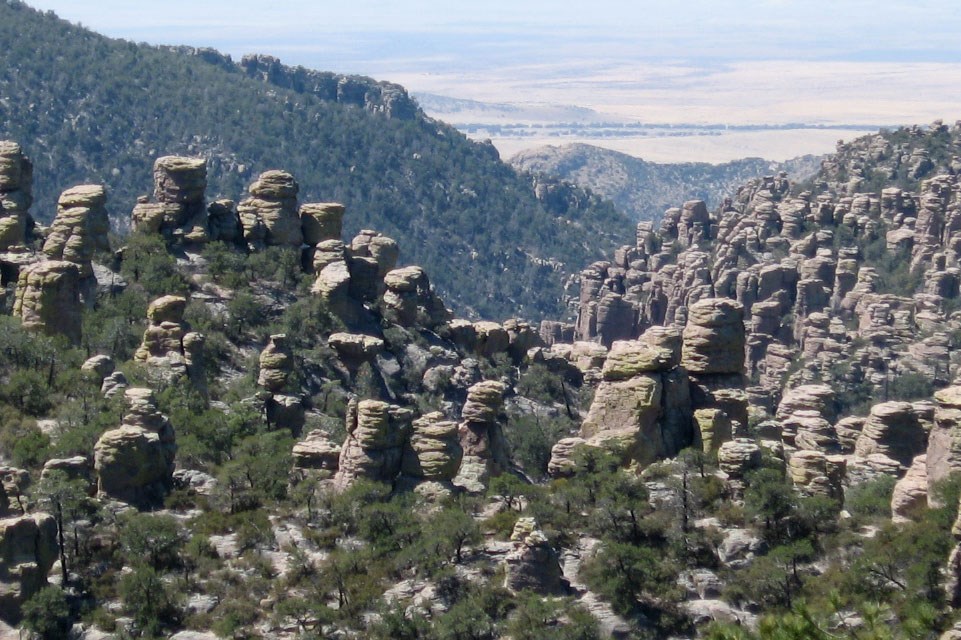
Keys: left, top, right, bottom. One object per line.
{"left": 776, "top": 384, "right": 837, "bottom": 424}
{"left": 13, "top": 260, "right": 82, "bottom": 344}
{"left": 258, "top": 334, "right": 294, "bottom": 392}
{"left": 300, "top": 202, "right": 345, "bottom": 245}
{"left": 132, "top": 156, "right": 209, "bottom": 242}
{"left": 93, "top": 388, "right": 175, "bottom": 508}
{"left": 788, "top": 449, "right": 844, "bottom": 499}
{"left": 328, "top": 333, "right": 386, "bottom": 364}
{"left": 41, "top": 456, "right": 94, "bottom": 494}
{"left": 334, "top": 399, "right": 413, "bottom": 489}
{"left": 382, "top": 266, "right": 451, "bottom": 329}
{"left": 601, "top": 340, "right": 676, "bottom": 381}
{"left": 681, "top": 298, "right": 745, "bottom": 374}
{"left": 892, "top": 454, "right": 928, "bottom": 523}
{"left": 81, "top": 354, "right": 115, "bottom": 381}
{"left": 42, "top": 184, "right": 110, "bottom": 277}
{"left": 581, "top": 373, "right": 663, "bottom": 463}
{"left": 473, "top": 321, "right": 510, "bottom": 358}
{"left": 0, "top": 513, "right": 57, "bottom": 625}
{"left": 238, "top": 170, "right": 302, "bottom": 248}
{"left": 694, "top": 408, "right": 733, "bottom": 453}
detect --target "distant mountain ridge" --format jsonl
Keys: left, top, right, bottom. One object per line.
{"left": 0, "top": 0, "right": 631, "bottom": 320}
{"left": 510, "top": 143, "right": 823, "bottom": 222}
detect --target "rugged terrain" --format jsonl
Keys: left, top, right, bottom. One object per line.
{"left": 0, "top": 0, "right": 631, "bottom": 320}
{"left": 509, "top": 143, "right": 822, "bottom": 223}
{"left": 3, "top": 116, "right": 961, "bottom": 639}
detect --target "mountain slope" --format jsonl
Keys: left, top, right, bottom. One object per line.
{"left": 509, "top": 142, "right": 821, "bottom": 222}
{"left": 0, "top": 0, "right": 630, "bottom": 320}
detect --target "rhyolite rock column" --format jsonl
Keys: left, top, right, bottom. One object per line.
{"left": 13, "top": 260, "right": 82, "bottom": 345}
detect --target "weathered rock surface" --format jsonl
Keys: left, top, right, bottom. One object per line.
{"left": 93, "top": 388, "right": 176, "bottom": 507}
{"left": 0, "top": 513, "right": 57, "bottom": 624}
{"left": 454, "top": 381, "right": 511, "bottom": 493}
{"left": 398, "top": 412, "right": 463, "bottom": 499}
{"left": 504, "top": 517, "right": 566, "bottom": 595}
{"left": 13, "top": 260, "right": 82, "bottom": 344}
{"left": 132, "top": 156, "right": 209, "bottom": 242}
{"left": 891, "top": 454, "right": 928, "bottom": 523}
{"left": 334, "top": 399, "right": 413, "bottom": 489}
{"left": 42, "top": 184, "right": 110, "bottom": 277}
{"left": 291, "top": 430, "right": 341, "bottom": 480}
{"left": 238, "top": 170, "right": 302, "bottom": 248}
{"left": 0, "top": 141, "right": 33, "bottom": 250}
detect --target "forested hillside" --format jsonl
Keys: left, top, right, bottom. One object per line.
{"left": 510, "top": 143, "right": 821, "bottom": 223}
{"left": 0, "top": 0, "right": 630, "bottom": 320}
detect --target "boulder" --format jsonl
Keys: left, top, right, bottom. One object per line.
{"left": 0, "top": 513, "right": 58, "bottom": 625}
{"left": 13, "top": 260, "right": 82, "bottom": 344}
{"left": 504, "top": 518, "right": 565, "bottom": 595}
{"left": 238, "top": 170, "right": 302, "bottom": 248}
{"left": 855, "top": 401, "right": 927, "bottom": 469}
{"left": 93, "top": 388, "right": 175, "bottom": 508}
{"left": 258, "top": 334, "right": 294, "bottom": 392}
{"left": 454, "top": 381, "right": 511, "bottom": 493}
{"left": 891, "top": 454, "right": 928, "bottom": 523}
{"left": 681, "top": 298, "right": 745, "bottom": 374}
{"left": 292, "top": 430, "right": 341, "bottom": 479}
{"left": 300, "top": 202, "right": 345, "bottom": 245}
{"left": 334, "top": 399, "right": 413, "bottom": 489}
{"left": 42, "top": 184, "right": 110, "bottom": 277}
{"left": 928, "top": 386, "right": 961, "bottom": 499}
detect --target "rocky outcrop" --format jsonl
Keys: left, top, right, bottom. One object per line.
{"left": 382, "top": 266, "right": 451, "bottom": 330}
{"left": 42, "top": 184, "right": 110, "bottom": 277}
{"left": 334, "top": 399, "right": 413, "bottom": 490}
{"left": 0, "top": 141, "right": 33, "bottom": 250}
{"left": 93, "top": 388, "right": 176, "bottom": 508}
{"left": 891, "top": 454, "right": 928, "bottom": 523}
{"left": 854, "top": 401, "right": 927, "bottom": 469}
{"left": 300, "top": 202, "right": 344, "bottom": 245}
{"left": 291, "top": 430, "right": 341, "bottom": 480}
{"left": 504, "top": 517, "right": 566, "bottom": 595}
{"left": 453, "top": 381, "right": 511, "bottom": 493}
{"left": 258, "top": 334, "right": 305, "bottom": 435}
{"left": 132, "top": 156, "right": 209, "bottom": 242}
{"left": 928, "top": 386, "right": 961, "bottom": 496}
{"left": 787, "top": 449, "right": 844, "bottom": 499}
{"left": 0, "top": 513, "right": 57, "bottom": 625}
{"left": 397, "top": 412, "right": 463, "bottom": 499}
{"left": 133, "top": 295, "right": 206, "bottom": 390}
{"left": 238, "top": 170, "right": 302, "bottom": 249}
{"left": 13, "top": 260, "right": 82, "bottom": 344}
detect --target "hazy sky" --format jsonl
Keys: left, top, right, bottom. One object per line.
{"left": 26, "top": 0, "right": 961, "bottom": 73}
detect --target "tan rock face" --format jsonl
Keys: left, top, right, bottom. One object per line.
{"left": 504, "top": 518, "right": 565, "bottom": 595}
{"left": 13, "top": 260, "right": 82, "bottom": 344}
{"left": 401, "top": 412, "right": 463, "bottom": 485}
{"left": 133, "top": 295, "right": 205, "bottom": 389}
{"left": 334, "top": 399, "right": 413, "bottom": 489}
{"left": 94, "top": 388, "right": 175, "bottom": 508}
{"left": 300, "top": 202, "right": 345, "bottom": 245}
{"left": 0, "top": 513, "right": 58, "bottom": 625}
{"left": 239, "top": 170, "right": 302, "bottom": 248}
{"left": 854, "top": 401, "right": 927, "bottom": 469}
{"left": 681, "top": 298, "right": 746, "bottom": 375}
{"left": 454, "top": 381, "right": 512, "bottom": 493}
{"left": 0, "top": 141, "right": 33, "bottom": 250}
{"left": 42, "top": 184, "right": 110, "bottom": 277}
{"left": 718, "top": 439, "right": 762, "bottom": 479}
{"left": 132, "top": 156, "right": 208, "bottom": 242}
{"left": 927, "top": 386, "right": 961, "bottom": 497}
{"left": 292, "top": 430, "right": 341, "bottom": 479}
{"left": 892, "top": 454, "right": 928, "bottom": 523}
{"left": 258, "top": 334, "right": 294, "bottom": 392}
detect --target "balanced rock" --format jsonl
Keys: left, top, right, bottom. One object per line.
{"left": 454, "top": 381, "right": 511, "bottom": 493}
{"left": 42, "top": 184, "right": 110, "bottom": 277}
{"left": 0, "top": 513, "right": 57, "bottom": 625}
{"left": 382, "top": 266, "right": 451, "bottom": 329}
{"left": 398, "top": 412, "right": 463, "bottom": 499}
{"left": 13, "top": 260, "right": 82, "bottom": 344}
{"left": 132, "top": 156, "right": 208, "bottom": 242}
{"left": 258, "top": 334, "right": 294, "bottom": 392}
{"left": 93, "top": 388, "right": 176, "bottom": 507}
{"left": 718, "top": 439, "right": 762, "bottom": 479}
{"left": 238, "top": 170, "right": 302, "bottom": 248}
